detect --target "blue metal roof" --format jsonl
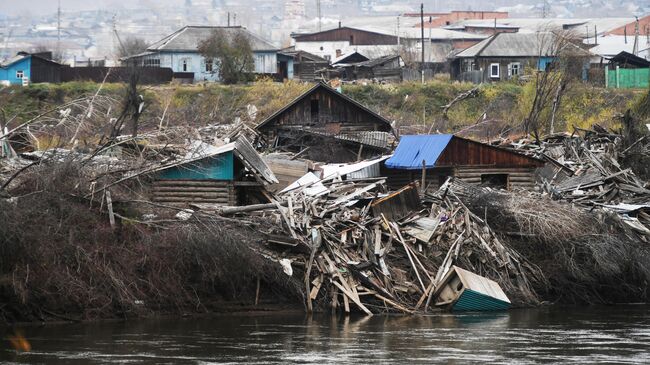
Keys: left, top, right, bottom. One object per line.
{"left": 384, "top": 134, "right": 453, "bottom": 170}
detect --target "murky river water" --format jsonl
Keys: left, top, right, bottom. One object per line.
{"left": 2, "top": 305, "right": 650, "bottom": 364}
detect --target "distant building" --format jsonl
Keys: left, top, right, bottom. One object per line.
{"left": 402, "top": 10, "right": 509, "bottom": 28}
{"left": 122, "top": 26, "right": 280, "bottom": 82}
{"left": 278, "top": 48, "right": 329, "bottom": 81}
{"left": 0, "top": 51, "right": 63, "bottom": 86}
{"left": 450, "top": 32, "right": 591, "bottom": 83}
{"left": 292, "top": 26, "right": 399, "bottom": 62}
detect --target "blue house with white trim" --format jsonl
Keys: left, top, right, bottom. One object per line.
{"left": 123, "top": 26, "right": 286, "bottom": 83}
{"left": 0, "top": 52, "right": 63, "bottom": 86}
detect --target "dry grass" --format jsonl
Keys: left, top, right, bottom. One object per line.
{"left": 464, "top": 190, "right": 650, "bottom": 304}
{"left": 0, "top": 162, "right": 304, "bottom": 323}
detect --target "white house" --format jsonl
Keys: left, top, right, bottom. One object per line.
{"left": 124, "top": 26, "right": 280, "bottom": 82}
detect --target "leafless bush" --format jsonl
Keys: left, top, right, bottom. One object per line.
{"left": 464, "top": 190, "right": 650, "bottom": 304}
{"left": 0, "top": 162, "right": 303, "bottom": 323}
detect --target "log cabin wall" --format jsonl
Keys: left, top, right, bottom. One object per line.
{"left": 381, "top": 165, "right": 537, "bottom": 191}
{"left": 454, "top": 166, "right": 537, "bottom": 190}
{"left": 152, "top": 180, "right": 236, "bottom": 205}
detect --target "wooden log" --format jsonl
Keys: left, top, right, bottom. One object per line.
{"left": 105, "top": 190, "right": 115, "bottom": 228}
{"left": 154, "top": 180, "right": 232, "bottom": 187}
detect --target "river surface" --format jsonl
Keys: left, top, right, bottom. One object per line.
{"left": 2, "top": 305, "right": 650, "bottom": 364}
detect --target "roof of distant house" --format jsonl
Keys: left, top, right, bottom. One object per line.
{"left": 585, "top": 35, "right": 650, "bottom": 58}
{"left": 455, "top": 32, "right": 590, "bottom": 58}
{"left": 0, "top": 52, "right": 62, "bottom": 68}
{"left": 147, "top": 26, "right": 278, "bottom": 52}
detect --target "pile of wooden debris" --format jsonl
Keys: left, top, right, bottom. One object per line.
{"left": 192, "top": 176, "right": 545, "bottom": 314}
{"left": 503, "top": 125, "right": 650, "bottom": 238}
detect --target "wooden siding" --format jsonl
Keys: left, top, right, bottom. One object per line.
{"left": 382, "top": 164, "right": 537, "bottom": 191}
{"left": 30, "top": 56, "right": 62, "bottom": 83}
{"left": 294, "top": 61, "right": 328, "bottom": 81}
{"left": 152, "top": 180, "right": 236, "bottom": 205}
{"left": 455, "top": 166, "right": 537, "bottom": 190}
{"left": 259, "top": 87, "right": 391, "bottom": 135}
{"left": 293, "top": 27, "right": 398, "bottom": 45}
{"left": 436, "top": 137, "right": 544, "bottom": 168}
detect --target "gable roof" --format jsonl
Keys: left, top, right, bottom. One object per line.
{"left": 332, "top": 51, "right": 369, "bottom": 65}
{"left": 455, "top": 32, "right": 590, "bottom": 58}
{"left": 385, "top": 134, "right": 544, "bottom": 170}
{"left": 609, "top": 51, "right": 650, "bottom": 68}
{"left": 292, "top": 26, "right": 396, "bottom": 42}
{"left": 255, "top": 82, "right": 393, "bottom": 132}
{"left": 1, "top": 52, "right": 62, "bottom": 68}
{"left": 147, "top": 26, "right": 277, "bottom": 52}
{"left": 279, "top": 47, "right": 329, "bottom": 63}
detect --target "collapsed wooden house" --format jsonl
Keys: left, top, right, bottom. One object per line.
{"left": 255, "top": 82, "right": 394, "bottom": 163}
{"left": 334, "top": 54, "right": 403, "bottom": 82}
{"left": 152, "top": 138, "right": 277, "bottom": 205}
{"left": 383, "top": 134, "right": 545, "bottom": 191}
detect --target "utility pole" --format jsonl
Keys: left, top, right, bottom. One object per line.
{"left": 227, "top": 12, "right": 230, "bottom": 26}
{"left": 633, "top": 16, "right": 640, "bottom": 56}
{"left": 316, "top": 0, "right": 322, "bottom": 32}
{"left": 112, "top": 15, "right": 126, "bottom": 56}
{"left": 396, "top": 16, "right": 400, "bottom": 47}
{"left": 57, "top": 0, "right": 61, "bottom": 58}
{"left": 420, "top": 3, "right": 424, "bottom": 84}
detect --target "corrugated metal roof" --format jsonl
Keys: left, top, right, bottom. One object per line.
{"left": 586, "top": 35, "right": 650, "bottom": 58}
{"left": 384, "top": 134, "right": 453, "bottom": 169}
{"left": 0, "top": 53, "right": 28, "bottom": 67}
{"left": 455, "top": 32, "right": 589, "bottom": 58}
{"left": 147, "top": 26, "right": 277, "bottom": 52}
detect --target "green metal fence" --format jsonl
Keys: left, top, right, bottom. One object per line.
{"left": 606, "top": 66, "right": 650, "bottom": 89}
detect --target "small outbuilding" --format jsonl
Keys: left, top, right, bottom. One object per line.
{"left": 152, "top": 138, "right": 277, "bottom": 206}
{"left": 256, "top": 82, "right": 393, "bottom": 163}
{"left": 383, "top": 134, "right": 544, "bottom": 191}
{"left": 0, "top": 52, "right": 63, "bottom": 85}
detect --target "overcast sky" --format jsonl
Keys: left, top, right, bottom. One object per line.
{"left": 0, "top": 0, "right": 182, "bottom": 16}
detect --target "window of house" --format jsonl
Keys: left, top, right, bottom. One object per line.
{"left": 349, "top": 35, "right": 354, "bottom": 45}
{"left": 143, "top": 58, "right": 160, "bottom": 67}
{"left": 205, "top": 58, "right": 213, "bottom": 72}
{"left": 181, "top": 58, "right": 190, "bottom": 72}
{"left": 481, "top": 174, "right": 509, "bottom": 189}
{"left": 508, "top": 62, "right": 521, "bottom": 77}
{"left": 16, "top": 70, "right": 24, "bottom": 79}
{"left": 490, "top": 63, "right": 500, "bottom": 78}
{"left": 324, "top": 55, "right": 331, "bottom": 61}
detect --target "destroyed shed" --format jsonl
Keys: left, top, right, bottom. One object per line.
{"left": 153, "top": 138, "right": 277, "bottom": 205}
{"left": 383, "top": 134, "right": 544, "bottom": 191}
{"left": 255, "top": 82, "right": 394, "bottom": 163}
{"left": 335, "top": 54, "right": 403, "bottom": 82}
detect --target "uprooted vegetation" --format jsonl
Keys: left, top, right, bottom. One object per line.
{"left": 464, "top": 190, "right": 650, "bottom": 304}
{"left": 1, "top": 78, "right": 649, "bottom": 320}
{"left": 0, "top": 162, "right": 303, "bottom": 322}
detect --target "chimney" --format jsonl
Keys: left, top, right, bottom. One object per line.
{"left": 338, "top": 21, "right": 342, "bottom": 28}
